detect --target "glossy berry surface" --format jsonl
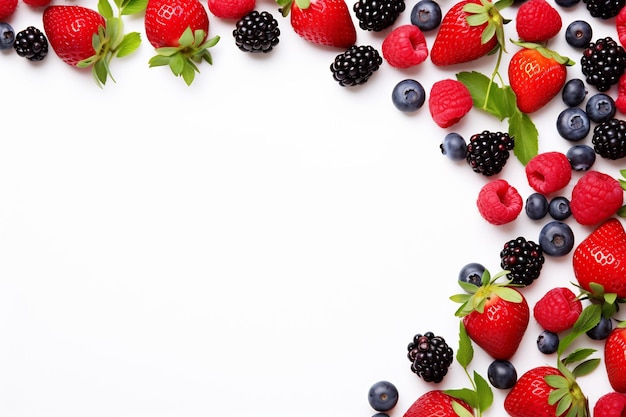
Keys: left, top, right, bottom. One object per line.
{"left": 565, "top": 20, "right": 592, "bottom": 48}
{"left": 0, "top": 21, "right": 14, "bottom": 50}
{"left": 407, "top": 332, "right": 454, "bottom": 383}
{"left": 392, "top": 79, "right": 425, "bottom": 112}
{"left": 13, "top": 26, "right": 48, "bottom": 61}
{"left": 587, "top": 316, "right": 613, "bottom": 340}
{"left": 440, "top": 132, "right": 467, "bottom": 160}
{"left": 410, "top": 0, "right": 442, "bottom": 31}
{"left": 330, "top": 45, "right": 382, "bottom": 87}
{"left": 525, "top": 192, "right": 549, "bottom": 220}
{"left": 561, "top": 78, "right": 587, "bottom": 106}
{"left": 538, "top": 221, "right": 575, "bottom": 257}
{"left": 548, "top": 196, "right": 572, "bottom": 220}
{"left": 537, "top": 330, "right": 559, "bottom": 354}
{"left": 233, "top": 11, "right": 280, "bottom": 53}
{"left": 488, "top": 360, "right": 517, "bottom": 389}
{"left": 566, "top": 144, "right": 596, "bottom": 170}
{"left": 458, "top": 262, "right": 485, "bottom": 287}
{"left": 586, "top": 93, "right": 616, "bottom": 123}
{"left": 367, "top": 381, "right": 399, "bottom": 412}
{"left": 556, "top": 107, "right": 590, "bottom": 141}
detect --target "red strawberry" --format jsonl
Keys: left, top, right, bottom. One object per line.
{"left": 594, "top": 392, "right": 626, "bottom": 416}
{"left": 381, "top": 24, "right": 428, "bottom": 69}
{"left": 428, "top": 78, "right": 473, "bottom": 128}
{"left": 533, "top": 287, "right": 582, "bottom": 333}
{"left": 430, "top": 0, "right": 505, "bottom": 66}
{"left": 0, "top": 0, "right": 18, "bottom": 20}
{"left": 508, "top": 43, "right": 573, "bottom": 113}
{"left": 277, "top": 0, "right": 356, "bottom": 49}
{"left": 570, "top": 170, "right": 624, "bottom": 226}
{"left": 573, "top": 218, "right": 626, "bottom": 298}
{"left": 605, "top": 326, "right": 626, "bottom": 393}
{"left": 145, "top": 0, "right": 219, "bottom": 85}
{"left": 23, "top": 0, "right": 51, "bottom": 8}
{"left": 208, "top": 0, "right": 255, "bottom": 19}
{"left": 515, "top": 0, "right": 561, "bottom": 43}
{"left": 505, "top": 366, "right": 562, "bottom": 416}
{"left": 403, "top": 390, "right": 473, "bottom": 417}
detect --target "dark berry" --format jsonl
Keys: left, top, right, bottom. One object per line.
{"left": 549, "top": 196, "right": 572, "bottom": 220}
{"left": 586, "top": 316, "right": 613, "bottom": 340}
{"left": 407, "top": 332, "right": 454, "bottom": 383}
{"left": 392, "top": 79, "right": 425, "bottom": 112}
{"left": 13, "top": 26, "right": 48, "bottom": 61}
{"left": 583, "top": 0, "right": 624, "bottom": 18}
{"left": 458, "top": 262, "right": 485, "bottom": 287}
{"left": 562, "top": 78, "right": 588, "bottom": 106}
{"left": 233, "top": 11, "right": 280, "bottom": 53}
{"left": 556, "top": 0, "right": 580, "bottom": 6}
{"left": 567, "top": 144, "right": 596, "bottom": 170}
{"left": 586, "top": 93, "right": 616, "bottom": 123}
{"left": 440, "top": 132, "right": 467, "bottom": 161}
{"left": 525, "top": 192, "right": 549, "bottom": 220}
{"left": 487, "top": 360, "right": 517, "bottom": 389}
{"left": 372, "top": 414, "right": 390, "bottom": 417}
{"left": 330, "top": 45, "right": 382, "bottom": 87}
{"left": 0, "top": 22, "right": 14, "bottom": 50}
{"left": 465, "top": 131, "right": 514, "bottom": 176}
{"left": 367, "top": 381, "right": 399, "bottom": 412}
{"left": 354, "top": 0, "right": 405, "bottom": 32}
{"left": 556, "top": 107, "right": 590, "bottom": 141}
{"left": 538, "top": 221, "right": 575, "bottom": 257}
{"left": 500, "top": 237, "right": 545, "bottom": 286}
{"left": 537, "top": 330, "right": 559, "bottom": 354}
{"left": 410, "top": 0, "right": 442, "bottom": 31}
{"left": 565, "top": 20, "right": 593, "bottom": 48}
{"left": 592, "top": 118, "right": 626, "bottom": 159}
{"left": 581, "top": 37, "right": 626, "bottom": 92}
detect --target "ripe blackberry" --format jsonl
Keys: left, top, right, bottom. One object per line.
{"left": 581, "top": 37, "right": 626, "bottom": 92}
{"left": 592, "top": 118, "right": 626, "bottom": 159}
{"left": 353, "top": 0, "right": 406, "bottom": 31}
{"left": 582, "top": 0, "right": 624, "bottom": 19}
{"left": 407, "top": 332, "right": 453, "bottom": 383}
{"left": 13, "top": 26, "right": 48, "bottom": 61}
{"left": 500, "top": 237, "right": 545, "bottom": 286}
{"left": 330, "top": 45, "right": 382, "bottom": 87}
{"left": 465, "top": 131, "right": 515, "bottom": 176}
{"left": 233, "top": 11, "right": 280, "bottom": 53}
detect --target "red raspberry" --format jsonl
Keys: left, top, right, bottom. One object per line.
{"left": 428, "top": 79, "right": 473, "bottom": 128}
{"left": 570, "top": 170, "right": 624, "bottom": 226}
{"left": 381, "top": 24, "right": 428, "bottom": 69}
{"left": 22, "top": 0, "right": 51, "bottom": 7}
{"left": 476, "top": 179, "right": 523, "bottom": 225}
{"left": 208, "top": 0, "right": 255, "bottom": 19}
{"left": 533, "top": 287, "right": 582, "bottom": 333}
{"left": 515, "top": 0, "right": 562, "bottom": 42}
{"left": 618, "top": 6, "right": 626, "bottom": 49}
{"left": 525, "top": 151, "right": 572, "bottom": 194}
{"left": 0, "top": 0, "right": 18, "bottom": 20}
{"left": 593, "top": 392, "right": 626, "bottom": 417}
{"left": 616, "top": 73, "right": 626, "bottom": 114}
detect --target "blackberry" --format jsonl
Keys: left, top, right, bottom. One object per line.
{"left": 500, "top": 237, "right": 545, "bottom": 286}
{"left": 581, "top": 37, "right": 626, "bottom": 92}
{"left": 354, "top": 0, "right": 405, "bottom": 31}
{"left": 330, "top": 45, "right": 382, "bottom": 87}
{"left": 465, "top": 131, "right": 515, "bottom": 176}
{"left": 407, "top": 332, "right": 453, "bottom": 383}
{"left": 13, "top": 26, "right": 48, "bottom": 61}
{"left": 233, "top": 11, "right": 280, "bottom": 53}
{"left": 592, "top": 118, "right": 626, "bottom": 159}
{"left": 582, "top": 0, "right": 625, "bottom": 19}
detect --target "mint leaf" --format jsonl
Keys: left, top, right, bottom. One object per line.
{"left": 457, "top": 71, "right": 512, "bottom": 120}
{"left": 508, "top": 110, "right": 538, "bottom": 166}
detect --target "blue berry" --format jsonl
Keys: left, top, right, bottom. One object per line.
{"left": 392, "top": 79, "right": 425, "bottom": 112}
{"left": 538, "top": 221, "right": 575, "bottom": 257}
{"left": 562, "top": 78, "right": 588, "bottom": 107}
{"left": 587, "top": 317, "right": 613, "bottom": 340}
{"left": 566, "top": 144, "right": 596, "bottom": 171}
{"left": 556, "top": 107, "right": 590, "bottom": 141}
{"left": 410, "top": 0, "right": 442, "bottom": 31}
{"left": 525, "top": 192, "right": 549, "bottom": 220}
{"left": 458, "top": 262, "right": 485, "bottom": 287}
{"left": 372, "top": 414, "right": 390, "bottom": 417}
{"left": 548, "top": 196, "right": 572, "bottom": 220}
{"left": 487, "top": 360, "right": 517, "bottom": 389}
{"left": 537, "top": 330, "right": 559, "bottom": 354}
{"left": 556, "top": 0, "right": 580, "bottom": 6}
{"left": 0, "top": 22, "right": 14, "bottom": 50}
{"left": 440, "top": 133, "right": 467, "bottom": 160}
{"left": 368, "top": 381, "right": 399, "bottom": 412}
{"left": 565, "top": 20, "right": 593, "bottom": 48}
{"left": 586, "top": 93, "right": 616, "bottom": 123}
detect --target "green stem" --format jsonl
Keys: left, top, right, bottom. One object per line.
{"left": 482, "top": 46, "right": 503, "bottom": 111}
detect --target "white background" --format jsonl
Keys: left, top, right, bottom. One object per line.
{"left": 1, "top": 0, "right": 625, "bottom": 415}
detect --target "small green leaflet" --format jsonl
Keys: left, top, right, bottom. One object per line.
{"left": 457, "top": 321, "right": 474, "bottom": 369}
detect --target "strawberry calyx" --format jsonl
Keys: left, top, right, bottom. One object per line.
{"left": 463, "top": 0, "right": 511, "bottom": 53}
{"left": 277, "top": 0, "right": 310, "bottom": 17}
{"left": 450, "top": 269, "right": 522, "bottom": 317}
{"left": 148, "top": 27, "right": 220, "bottom": 86}
{"left": 511, "top": 39, "right": 575, "bottom": 66}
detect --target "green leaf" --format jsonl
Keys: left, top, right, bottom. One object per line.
{"left": 508, "top": 110, "right": 538, "bottom": 165}
{"left": 457, "top": 71, "right": 511, "bottom": 119}
{"left": 294, "top": 0, "right": 310, "bottom": 9}
{"left": 572, "top": 358, "right": 601, "bottom": 377}
{"left": 605, "top": 292, "right": 618, "bottom": 304}
{"left": 619, "top": 206, "right": 626, "bottom": 217}
{"left": 474, "top": 371, "right": 493, "bottom": 412}
{"left": 556, "top": 394, "right": 573, "bottom": 416}
{"left": 451, "top": 294, "right": 472, "bottom": 304}
{"left": 481, "top": 22, "right": 496, "bottom": 44}
{"left": 458, "top": 280, "right": 479, "bottom": 294}
{"left": 178, "top": 27, "right": 195, "bottom": 48}
{"left": 463, "top": 3, "right": 487, "bottom": 13}
{"left": 148, "top": 54, "right": 170, "bottom": 67}
{"left": 98, "top": 0, "right": 114, "bottom": 19}
{"left": 446, "top": 388, "right": 478, "bottom": 409}
{"left": 490, "top": 286, "right": 522, "bottom": 303}
{"left": 562, "top": 348, "right": 596, "bottom": 365}
{"left": 452, "top": 400, "right": 475, "bottom": 417}
{"left": 120, "top": 0, "right": 147, "bottom": 14}
{"left": 466, "top": 12, "right": 489, "bottom": 26}
{"left": 116, "top": 32, "right": 141, "bottom": 57}
{"left": 545, "top": 375, "right": 570, "bottom": 389}
{"left": 573, "top": 304, "right": 602, "bottom": 334}
{"left": 457, "top": 321, "right": 474, "bottom": 369}
{"left": 548, "top": 387, "right": 569, "bottom": 405}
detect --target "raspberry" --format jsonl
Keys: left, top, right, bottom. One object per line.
{"left": 525, "top": 152, "right": 572, "bottom": 194}
{"left": 476, "top": 179, "right": 523, "bottom": 225}
{"left": 616, "top": 73, "right": 626, "bottom": 114}
{"left": 208, "top": 0, "right": 255, "bottom": 19}
{"left": 618, "top": 6, "right": 626, "bottom": 49}
{"left": 515, "top": 0, "right": 562, "bottom": 43}
{"left": 593, "top": 392, "right": 626, "bottom": 416}
{"left": 533, "top": 287, "right": 582, "bottom": 333}
{"left": 381, "top": 24, "right": 428, "bottom": 69}
{"left": 428, "top": 79, "right": 473, "bottom": 128}
{"left": 0, "top": 0, "right": 18, "bottom": 20}
{"left": 570, "top": 170, "right": 624, "bottom": 225}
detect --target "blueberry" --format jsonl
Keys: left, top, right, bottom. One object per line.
{"left": 368, "top": 381, "right": 399, "bottom": 412}
{"left": 566, "top": 144, "right": 596, "bottom": 171}
{"left": 586, "top": 316, "right": 613, "bottom": 340}
{"left": 392, "top": 79, "right": 425, "bottom": 112}
{"left": 565, "top": 20, "right": 593, "bottom": 48}
{"left": 562, "top": 78, "right": 588, "bottom": 107}
{"left": 458, "top": 262, "right": 485, "bottom": 287}
{"left": 556, "top": 0, "right": 580, "bottom": 7}
{"left": 0, "top": 22, "right": 15, "bottom": 50}
{"left": 586, "top": 93, "right": 616, "bottom": 123}
{"left": 487, "top": 360, "right": 517, "bottom": 389}
{"left": 372, "top": 414, "right": 390, "bottom": 417}
{"left": 525, "top": 192, "right": 549, "bottom": 220}
{"left": 539, "top": 221, "right": 575, "bottom": 257}
{"left": 556, "top": 107, "right": 590, "bottom": 141}
{"left": 440, "top": 133, "right": 467, "bottom": 160}
{"left": 537, "top": 330, "right": 559, "bottom": 354}
{"left": 410, "top": 0, "right": 442, "bottom": 31}
{"left": 548, "top": 196, "right": 572, "bottom": 220}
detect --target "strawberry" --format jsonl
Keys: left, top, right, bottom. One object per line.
{"left": 515, "top": 0, "right": 561, "bottom": 43}
{"left": 430, "top": 0, "right": 507, "bottom": 66}
{"left": 208, "top": 0, "right": 255, "bottom": 19}
{"left": 573, "top": 218, "right": 626, "bottom": 298}
{"left": 451, "top": 269, "right": 529, "bottom": 360}
{"left": 0, "top": 0, "right": 18, "bottom": 20}
{"left": 277, "top": 0, "right": 356, "bottom": 49}
{"left": 403, "top": 390, "right": 473, "bottom": 417}
{"left": 43, "top": 2, "right": 142, "bottom": 87}
{"left": 145, "top": 0, "right": 220, "bottom": 85}
{"left": 508, "top": 42, "right": 574, "bottom": 113}
{"left": 605, "top": 325, "right": 626, "bottom": 393}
